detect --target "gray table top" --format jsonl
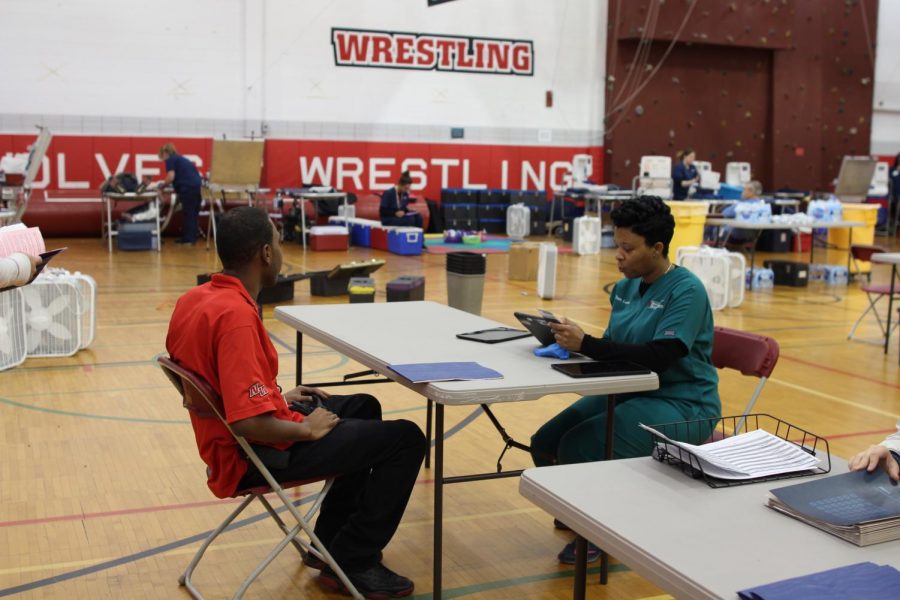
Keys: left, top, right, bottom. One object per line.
{"left": 705, "top": 218, "right": 865, "bottom": 230}
{"left": 871, "top": 253, "right": 900, "bottom": 265}
{"left": 274, "top": 301, "right": 659, "bottom": 405}
{"left": 520, "top": 457, "right": 900, "bottom": 599}
{"left": 706, "top": 219, "right": 865, "bottom": 229}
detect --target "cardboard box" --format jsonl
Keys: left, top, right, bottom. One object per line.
{"left": 509, "top": 243, "right": 541, "bottom": 281}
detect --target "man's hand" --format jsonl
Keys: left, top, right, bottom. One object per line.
{"left": 302, "top": 407, "right": 340, "bottom": 441}
{"left": 395, "top": 210, "right": 405, "bottom": 217}
{"left": 549, "top": 317, "right": 585, "bottom": 352}
{"left": 849, "top": 445, "right": 900, "bottom": 482}
{"left": 284, "top": 385, "right": 330, "bottom": 403}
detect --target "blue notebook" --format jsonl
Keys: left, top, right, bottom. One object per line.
{"left": 388, "top": 362, "right": 503, "bottom": 383}
{"left": 738, "top": 561, "right": 900, "bottom": 600}
{"left": 769, "top": 469, "right": 900, "bottom": 527}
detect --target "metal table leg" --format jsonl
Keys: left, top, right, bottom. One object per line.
{"left": 573, "top": 536, "right": 587, "bottom": 600}
{"left": 885, "top": 265, "right": 897, "bottom": 355}
{"left": 295, "top": 331, "right": 303, "bottom": 386}
{"left": 425, "top": 398, "right": 433, "bottom": 469}
{"left": 433, "top": 403, "right": 444, "bottom": 599}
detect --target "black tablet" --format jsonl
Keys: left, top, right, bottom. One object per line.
{"left": 456, "top": 327, "right": 531, "bottom": 344}
{"left": 551, "top": 361, "right": 652, "bottom": 378}
{"left": 513, "top": 312, "right": 560, "bottom": 346}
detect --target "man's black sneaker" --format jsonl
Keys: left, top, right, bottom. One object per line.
{"left": 303, "top": 549, "right": 383, "bottom": 570}
{"left": 557, "top": 539, "right": 602, "bottom": 565}
{"left": 318, "top": 563, "right": 414, "bottom": 599}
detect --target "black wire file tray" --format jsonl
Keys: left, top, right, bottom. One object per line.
{"left": 647, "top": 414, "right": 831, "bottom": 489}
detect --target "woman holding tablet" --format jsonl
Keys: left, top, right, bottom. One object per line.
{"left": 530, "top": 196, "right": 720, "bottom": 564}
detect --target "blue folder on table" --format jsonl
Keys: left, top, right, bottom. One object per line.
{"left": 738, "top": 561, "right": 900, "bottom": 600}
{"left": 387, "top": 362, "right": 503, "bottom": 383}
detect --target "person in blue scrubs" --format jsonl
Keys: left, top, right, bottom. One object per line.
{"left": 159, "top": 143, "right": 203, "bottom": 245}
{"left": 379, "top": 171, "right": 423, "bottom": 228}
{"left": 671, "top": 148, "right": 698, "bottom": 200}
{"left": 530, "top": 196, "right": 720, "bottom": 564}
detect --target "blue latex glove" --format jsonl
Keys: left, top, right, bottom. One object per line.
{"left": 533, "top": 343, "right": 570, "bottom": 360}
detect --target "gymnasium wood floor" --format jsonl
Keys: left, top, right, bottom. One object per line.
{"left": 1, "top": 230, "right": 898, "bottom": 600}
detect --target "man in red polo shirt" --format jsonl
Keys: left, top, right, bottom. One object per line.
{"left": 166, "top": 207, "right": 425, "bottom": 598}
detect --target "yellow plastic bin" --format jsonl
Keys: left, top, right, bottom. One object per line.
{"left": 665, "top": 201, "right": 707, "bottom": 260}
{"left": 827, "top": 203, "right": 879, "bottom": 274}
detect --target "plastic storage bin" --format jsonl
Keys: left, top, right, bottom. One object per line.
{"left": 117, "top": 221, "right": 157, "bottom": 251}
{"left": 387, "top": 276, "right": 425, "bottom": 302}
{"left": 665, "top": 201, "right": 707, "bottom": 261}
{"left": 827, "top": 204, "right": 879, "bottom": 275}
{"left": 764, "top": 260, "right": 809, "bottom": 287}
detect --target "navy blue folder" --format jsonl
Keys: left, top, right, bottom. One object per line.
{"left": 738, "top": 561, "right": 900, "bottom": 600}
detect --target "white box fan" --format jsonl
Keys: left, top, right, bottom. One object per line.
{"left": 572, "top": 216, "right": 602, "bottom": 256}
{"left": 23, "top": 272, "right": 84, "bottom": 357}
{"left": 0, "top": 288, "right": 27, "bottom": 371}
{"left": 676, "top": 246, "right": 746, "bottom": 310}
{"left": 70, "top": 271, "right": 96, "bottom": 348}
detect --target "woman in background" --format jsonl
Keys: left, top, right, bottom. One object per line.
{"left": 671, "top": 148, "right": 698, "bottom": 200}
{"left": 379, "top": 171, "right": 423, "bottom": 228}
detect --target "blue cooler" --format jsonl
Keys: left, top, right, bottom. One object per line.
{"left": 387, "top": 228, "right": 423, "bottom": 256}
{"left": 350, "top": 222, "right": 372, "bottom": 247}
{"left": 718, "top": 183, "right": 743, "bottom": 200}
{"left": 117, "top": 221, "right": 157, "bottom": 251}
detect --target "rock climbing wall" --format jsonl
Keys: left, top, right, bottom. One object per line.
{"left": 604, "top": 0, "right": 878, "bottom": 192}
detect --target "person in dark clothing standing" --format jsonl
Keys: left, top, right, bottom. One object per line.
{"left": 671, "top": 148, "right": 698, "bottom": 200}
{"left": 379, "top": 171, "right": 423, "bottom": 228}
{"left": 159, "top": 143, "right": 203, "bottom": 245}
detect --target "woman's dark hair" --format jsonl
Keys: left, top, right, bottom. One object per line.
{"left": 675, "top": 148, "right": 694, "bottom": 161}
{"left": 216, "top": 207, "right": 273, "bottom": 269}
{"left": 610, "top": 195, "right": 676, "bottom": 257}
{"left": 398, "top": 171, "right": 413, "bottom": 186}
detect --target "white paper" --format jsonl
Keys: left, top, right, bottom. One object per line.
{"left": 641, "top": 424, "right": 820, "bottom": 480}
{"left": 0, "top": 225, "right": 45, "bottom": 257}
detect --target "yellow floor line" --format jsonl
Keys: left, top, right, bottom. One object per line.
{"left": 768, "top": 377, "right": 900, "bottom": 420}
{"left": 0, "top": 507, "right": 543, "bottom": 577}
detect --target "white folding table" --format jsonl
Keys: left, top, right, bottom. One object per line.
{"left": 100, "top": 190, "right": 162, "bottom": 252}
{"left": 520, "top": 457, "right": 900, "bottom": 599}
{"left": 706, "top": 218, "right": 864, "bottom": 285}
{"left": 274, "top": 301, "right": 659, "bottom": 599}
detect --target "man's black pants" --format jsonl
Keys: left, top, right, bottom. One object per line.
{"left": 238, "top": 394, "right": 426, "bottom": 570}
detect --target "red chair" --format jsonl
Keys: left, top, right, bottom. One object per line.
{"left": 157, "top": 356, "right": 362, "bottom": 600}
{"left": 711, "top": 326, "right": 780, "bottom": 434}
{"left": 848, "top": 244, "right": 900, "bottom": 343}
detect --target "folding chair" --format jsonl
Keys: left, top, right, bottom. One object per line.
{"left": 848, "top": 244, "right": 900, "bottom": 343}
{"left": 710, "top": 326, "right": 780, "bottom": 434}
{"left": 157, "top": 356, "right": 362, "bottom": 600}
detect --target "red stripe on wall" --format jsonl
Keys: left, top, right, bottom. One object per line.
{"left": 0, "top": 133, "right": 602, "bottom": 235}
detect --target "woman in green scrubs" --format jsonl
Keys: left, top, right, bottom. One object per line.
{"left": 531, "top": 196, "right": 720, "bottom": 564}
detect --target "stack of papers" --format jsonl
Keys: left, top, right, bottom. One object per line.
{"left": 640, "top": 425, "right": 821, "bottom": 480}
{"left": 738, "top": 561, "right": 900, "bottom": 599}
{"left": 388, "top": 362, "right": 503, "bottom": 383}
{"left": 0, "top": 224, "right": 45, "bottom": 257}
{"left": 767, "top": 469, "right": 900, "bottom": 546}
